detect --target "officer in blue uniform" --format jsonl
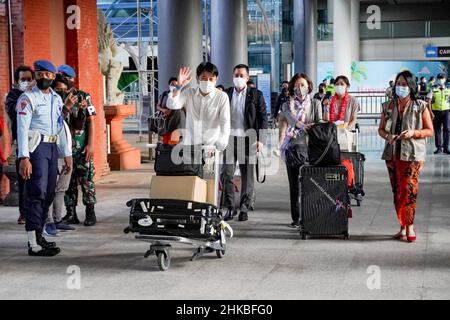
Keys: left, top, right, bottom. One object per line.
{"left": 16, "top": 60, "right": 73, "bottom": 256}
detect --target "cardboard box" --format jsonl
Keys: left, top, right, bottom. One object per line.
{"left": 206, "top": 179, "right": 217, "bottom": 205}
{"left": 150, "top": 176, "right": 207, "bottom": 203}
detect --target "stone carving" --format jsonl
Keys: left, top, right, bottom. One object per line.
{"left": 98, "top": 10, "right": 124, "bottom": 106}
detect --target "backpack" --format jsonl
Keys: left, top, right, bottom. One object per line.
{"left": 307, "top": 122, "right": 341, "bottom": 166}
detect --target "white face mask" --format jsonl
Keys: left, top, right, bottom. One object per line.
{"left": 18, "top": 81, "right": 29, "bottom": 92}
{"left": 335, "top": 85, "right": 347, "bottom": 96}
{"left": 439, "top": 79, "right": 446, "bottom": 86}
{"left": 199, "top": 81, "right": 216, "bottom": 94}
{"left": 169, "top": 85, "right": 176, "bottom": 92}
{"left": 233, "top": 77, "right": 247, "bottom": 89}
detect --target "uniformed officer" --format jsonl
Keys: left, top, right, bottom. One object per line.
{"left": 57, "top": 65, "right": 98, "bottom": 227}
{"left": 427, "top": 73, "right": 450, "bottom": 155}
{"left": 17, "top": 60, "right": 73, "bottom": 256}
{"left": 326, "top": 77, "right": 335, "bottom": 96}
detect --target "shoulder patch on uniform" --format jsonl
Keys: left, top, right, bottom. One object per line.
{"left": 17, "top": 96, "right": 30, "bottom": 111}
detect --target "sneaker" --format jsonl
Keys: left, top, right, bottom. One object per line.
{"left": 55, "top": 221, "right": 75, "bottom": 231}
{"left": 43, "top": 223, "right": 58, "bottom": 237}
{"left": 273, "top": 149, "right": 280, "bottom": 157}
{"left": 288, "top": 222, "right": 299, "bottom": 229}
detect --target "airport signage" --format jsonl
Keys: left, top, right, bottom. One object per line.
{"left": 426, "top": 46, "right": 450, "bottom": 58}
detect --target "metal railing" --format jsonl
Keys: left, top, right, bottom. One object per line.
{"left": 350, "top": 91, "right": 388, "bottom": 120}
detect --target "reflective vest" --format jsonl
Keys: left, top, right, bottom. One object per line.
{"left": 432, "top": 88, "right": 450, "bottom": 111}
{"left": 326, "top": 84, "right": 335, "bottom": 95}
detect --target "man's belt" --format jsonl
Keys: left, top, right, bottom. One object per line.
{"left": 41, "top": 134, "right": 58, "bottom": 143}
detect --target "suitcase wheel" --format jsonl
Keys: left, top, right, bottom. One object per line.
{"left": 300, "top": 232, "right": 308, "bottom": 240}
{"left": 343, "top": 232, "right": 350, "bottom": 240}
{"left": 156, "top": 250, "right": 171, "bottom": 271}
{"left": 216, "top": 250, "right": 226, "bottom": 259}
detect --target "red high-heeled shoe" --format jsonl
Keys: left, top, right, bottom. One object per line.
{"left": 406, "top": 228, "right": 416, "bottom": 243}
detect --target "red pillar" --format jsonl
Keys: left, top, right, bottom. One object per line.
{"left": 64, "top": 0, "right": 109, "bottom": 179}
{"left": 0, "top": 5, "right": 11, "bottom": 199}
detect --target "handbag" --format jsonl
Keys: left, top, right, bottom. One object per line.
{"left": 285, "top": 142, "right": 308, "bottom": 167}
{"left": 307, "top": 122, "right": 341, "bottom": 166}
{"left": 337, "top": 127, "right": 356, "bottom": 152}
{"left": 154, "top": 143, "right": 204, "bottom": 178}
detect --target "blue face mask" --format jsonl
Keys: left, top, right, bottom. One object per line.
{"left": 396, "top": 86, "right": 410, "bottom": 99}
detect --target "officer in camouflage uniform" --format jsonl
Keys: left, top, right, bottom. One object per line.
{"left": 57, "top": 65, "right": 98, "bottom": 227}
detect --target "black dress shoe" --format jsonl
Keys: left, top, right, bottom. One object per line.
{"left": 238, "top": 211, "right": 248, "bottom": 221}
{"left": 434, "top": 148, "right": 443, "bottom": 154}
{"left": 28, "top": 245, "right": 60, "bottom": 257}
{"left": 223, "top": 208, "right": 236, "bottom": 221}
{"left": 444, "top": 150, "right": 450, "bottom": 155}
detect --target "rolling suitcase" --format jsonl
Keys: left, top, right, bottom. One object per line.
{"left": 128, "top": 198, "right": 222, "bottom": 240}
{"left": 299, "top": 165, "right": 349, "bottom": 240}
{"left": 341, "top": 152, "right": 366, "bottom": 206}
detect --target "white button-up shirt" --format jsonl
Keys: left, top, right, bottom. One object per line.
{"left": 166, "top": 87, "right": 231, "bottom": 151}
{"left": 230, "top": 87, "right": 247, "bottom": 137}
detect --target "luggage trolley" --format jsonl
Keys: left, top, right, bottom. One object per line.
{"left": 340, "top": 124, "right": 366, "bottom": 207}
{"left": 124, "top": 145, "right": 232, "bottom": 271}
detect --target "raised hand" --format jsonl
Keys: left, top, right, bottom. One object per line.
{"left": 178, "top": 67, "right": 192, "bottom": 88}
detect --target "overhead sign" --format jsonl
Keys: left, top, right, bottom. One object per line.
{"left": 426, "top": 47, "right": 438, "bottom": 58}
{"left": 426, "top": 46, "right": 450, "bottom": 58}
{"left": 437, "top": 47, "right": 450, "bottom": 57}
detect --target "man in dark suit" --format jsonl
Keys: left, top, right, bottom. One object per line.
{"left": 222, "top": 64, "right": 268, "bottom": 222}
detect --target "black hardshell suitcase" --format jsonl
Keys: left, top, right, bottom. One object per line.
{"left": 127, "top": 198, "right": 222, "bottom": 239}
{"left": 154, "top": 144, "right": 204, "bottom": 178}
{"left": 299, "top": 165, "right": 349, "bottom": 239}
{"left": 341, "top": 152, "right": 366, "bottom": 206}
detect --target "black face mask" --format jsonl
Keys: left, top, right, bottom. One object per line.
{"left": 36, "top": 78, "right": 53, "bottom": 90}
{"left": 55, "top": 90, "right": 68, "bottom": 102}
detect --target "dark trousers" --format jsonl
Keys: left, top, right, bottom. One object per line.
{"left": 221, "top": 136, "right": 255, "bottom": 212}
{"left": 433, "top": 110, "right": 450, "bottom": 151}
{"left": 15, "top": 158, "right": 25, "bottom": 216}
{"left": 286, "top": 164, "right": 301, "bottom": 224}
{"left": 24, "top": 143, "right": 59, "bottom": 232}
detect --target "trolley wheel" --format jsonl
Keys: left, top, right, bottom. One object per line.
{"left": 343, "top": 232, "right": 350, "bottom": 240}
{"left": 156, "top": 250, "right": 170, "bottom": 271}
{"left": 300, "top": 232, "right": 307, "bottom": 240}
{"left": 216, "top": 249, "right": 225, "bottom": 259}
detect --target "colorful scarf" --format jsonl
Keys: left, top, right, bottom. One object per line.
{"left": 329, "top": 92, "right": 349, "bottom": 123}
{"left": 280, "top": 95, "right": 311, "bottom": 162}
